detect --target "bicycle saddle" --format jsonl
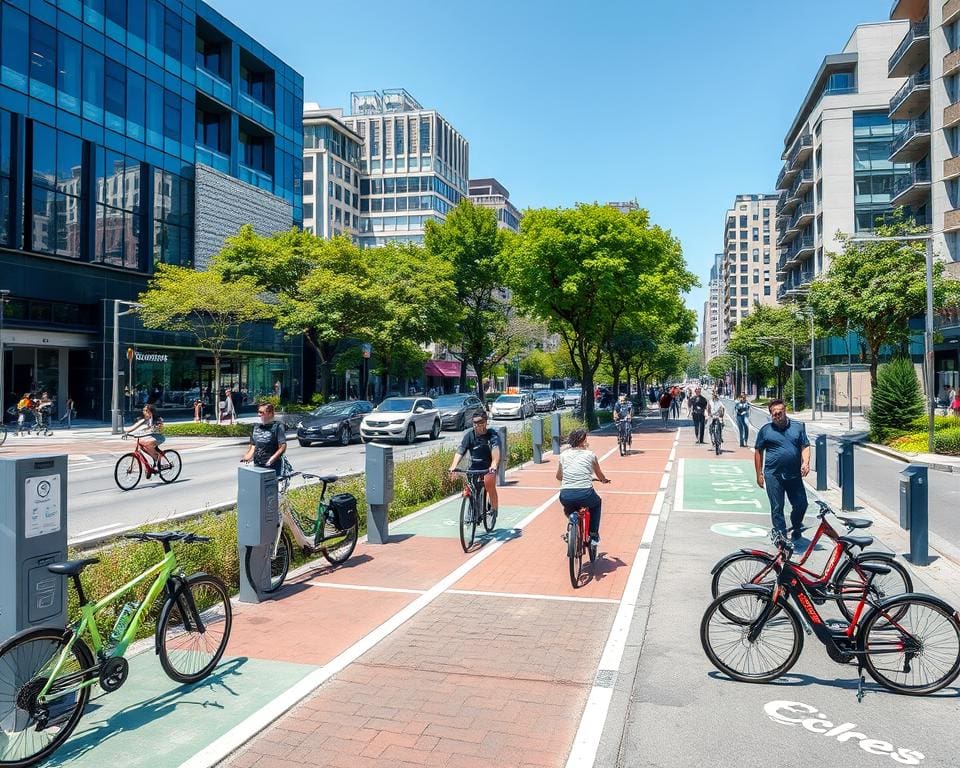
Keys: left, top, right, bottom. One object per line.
{"left": 836, "top": 515, "right": 871, "bottom": 530}
{"left": 319, "top": 474, "right": 338, "bottom": 483}
{"left": 858, "top": 562, "right": 891, "bottom": 577}
{"left": 838, "top": 535, "right": 874, "bottom": 550}
{"left": 47, "top": 558, "right": 100, "bottom": 577}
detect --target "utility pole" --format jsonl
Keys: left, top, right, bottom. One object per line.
{"left": 111, "top": 299, "right": 143, "bottom": 434}
{"left": 0, "top": 289, "right": 9, "bottom": 422}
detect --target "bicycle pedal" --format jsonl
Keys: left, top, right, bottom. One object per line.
{"left": 561, "top": 533, "right": 568, "bottom": 542}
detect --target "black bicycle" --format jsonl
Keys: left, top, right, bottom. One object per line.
{"left": 453, "top": 468, "right": 496, "bottom": 552}
{"left": 616, "top": 417, "right": 632, "bottom": 456}
{"left": 708, "top": 419, "right": 723, "bottom": 455}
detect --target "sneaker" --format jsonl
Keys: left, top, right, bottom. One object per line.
{"left": 590, "top": 535, "right": 600, "bottom": 546}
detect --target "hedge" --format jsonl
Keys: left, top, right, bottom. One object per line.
{"left": 161, "top": 422, "right": 253, "bottom": 438}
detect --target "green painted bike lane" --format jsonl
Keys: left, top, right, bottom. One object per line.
{"left": 675, "top": 458, "right": 772, "bottom": 516}
{"left": 391, "top": 497, "right": 535, "bottom": 540}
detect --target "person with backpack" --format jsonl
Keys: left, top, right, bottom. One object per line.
{"left": 241, "top": 401, "right": 287, "bottom": 476}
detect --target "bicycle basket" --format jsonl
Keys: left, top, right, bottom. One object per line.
{"left": 329, "top": 493, "right": 358, "bottom": 530}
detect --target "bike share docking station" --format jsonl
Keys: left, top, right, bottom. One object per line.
{"left": 366, "top": 443, "right": 394, "bottom": 544}
{"left": 0, "top": 455, "right": 68, "bottom": 639}
{"left": 551, "top": 412, "right": 562, "bottom": 455}
{"left": 814, "top": 434, "right": 828, "bottom": 491}
{"left": 237, "top": 466, "right": 279, "bottom": 603}
{"left": 836, "top": 439, "right": 855, "bottom": 511}
{"left": 532, "top": 417, "right": 545, "bottom": 464}
{"left": 899, "top": 465, "right": 929, "bottom": 565}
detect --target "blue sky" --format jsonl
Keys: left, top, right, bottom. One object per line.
{"left": 209, "top": 0, "right": 890, "bottom": 335}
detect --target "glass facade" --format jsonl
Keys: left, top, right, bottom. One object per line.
{"left": 852, "top": 111, "right": 912, "bottom": 231}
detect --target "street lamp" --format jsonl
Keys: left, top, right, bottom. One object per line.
{"left": 111, "top": 299, "right": 143, "bottom": 434}
{"left": 758, "top": 335, "right": 797, "bottom": 412}
{"left": 0, "top": 289, "right": 9, "bottom": 422}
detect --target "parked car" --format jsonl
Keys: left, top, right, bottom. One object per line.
{"left": 533, "top": 390, "right": 557, "bottom": 413}
{"left": 360, "top": 397, "right": 441, "bottom": 444}
{"left": 552, "top": 391, "right": 567, "bottom": 409}
{"left": 434, "top": 393, "right": 485, "bottom": 431}
{"left": 491, "top": 393, "right": 535, "bottom": 419}
{"left": 563, "top": 388, "right": 582, "bottom": 407}
{"left": 296, "top": 400, "right": 373, "bottom": 447}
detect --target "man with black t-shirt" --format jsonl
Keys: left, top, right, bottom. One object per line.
{"left": 448, "top": 411, "right": 501, "bottom": 515}
{"left": 688, "top": 386, "right": 708, "bottom": 444}
{"left": 241, "top": 402, "right": 287, "bottom": 476}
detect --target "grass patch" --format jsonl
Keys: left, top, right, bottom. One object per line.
{"left": 161, "top": 422, "right": 253, "bottom": 438}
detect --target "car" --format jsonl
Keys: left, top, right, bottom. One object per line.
{"left": 563, "top": 388, "right": 582, "bottom": 407}
{"left": 533, "top": 390, "right": 557, "bottom": 412}
{"left": 491, "top": 393, "right": 535, "bottom": 419}
{"left": 360, "top": 397, "right": 441, "bottom": 444}
{"left": 552, "top": 391, "right": 567, "bottom": 409}
{"left": 433, "top": 393, "right": 486, "bottom": 430}
{"left": 296, "top": 400, "right": 373, "bottom": 447}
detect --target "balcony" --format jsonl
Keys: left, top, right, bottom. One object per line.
{"left": 945, "top": 155, "right": 960, "bottom": 180}
{"left": 889, "top": 117, "right": 931, "bottom": 163}
{"left": 892, "top": 0, "right": 928, "bottom": 20}
{"left": 792, "top": 237, "right": 815, "bottom": 260}
{"left": 888, "top": 20, "right": 930, "bottom": 79}
{"left": 945, "top": 0, "right": 960, "bottom": 26}
{"left": 776, "top": 163, "right": 797, "bottom": 191}
{"left": 793, "top": 203, "right": 815, "bottom": 229}
{"left": 787, "top": 134, "right": 813, "bottom": 170}
{"left": 945, "top": 48, "right": 960, "bottom": 79}
{"left": 791, "top": 168, "right": 815, "bottom": 201}
{"left": 777, "top": 283, "right": 788, "bottom": 302}
{"left": 945, "top": 208, "right": 960, "bottom": 232}
{"left": 778, "top": 225, "right": 797, "bottom": 248}
{"left": 890, "top": 166, "right": 932, "bottom": 206}
{"left": 945, "top": 101, "right": 960, "bottom": 129}
{"left": 889, "top": 71, "right": 930, "bottom": 120}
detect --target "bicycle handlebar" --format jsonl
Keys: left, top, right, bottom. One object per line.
{"left": 451, "top": 468, "right": 493, "bottom": 475}
{"left": 123, "top": 531, "right": 211, "bottom": 544}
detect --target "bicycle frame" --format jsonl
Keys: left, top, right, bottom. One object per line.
{"left": 37, "top": 548, "right": 180, "bottom": 704}
{"left": 273, "top": 475, "right": 342, "bottom": 552}
{"left": 567, "top": 507, "right": 591, "bottom": 554}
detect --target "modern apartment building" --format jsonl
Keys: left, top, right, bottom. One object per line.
{"left": 0, "top": 0, "right": 304, "bottom": 421}
{"left": 339, "top": 89, "right": 469, "bottom": 248}
{"left": 702, "top": 253, "right": 723, "bottom": 362}
{"left": 721, "top": 194, "right": 781, "bottom": 339}
{"left": 774, "top": 22, "right": 911, "bottom": 303}
{"left": 302, "top": 104, "right": 362, "bottom": 240}
{"left": 469, "top": 178, "right": 520, "bottom": 232}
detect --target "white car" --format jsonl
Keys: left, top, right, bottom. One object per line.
{"left": 360, "top": 397, "right": 441, "bottom": 444}
{"left": 491, "top": 393, "right": 535, "bottom": 419}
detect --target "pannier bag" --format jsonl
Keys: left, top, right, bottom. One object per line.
{"left": 329, "top": 493, "right": 358, "bottom": 530}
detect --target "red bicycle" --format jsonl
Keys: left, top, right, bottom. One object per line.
{"left": 711, "top": 500, "right": 912, "bottom": 621}
{"left": 564, "top": 504, "right": 595, "bottom": 588}
{"left": 114, "top": 434, "right": 182, "bottom": 490}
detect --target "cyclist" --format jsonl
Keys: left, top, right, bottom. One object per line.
{"left": 448, "top": 411, "right": 501, "bottom": 516}
{"left": 556, "top": 428, "right": 610, "bottom": 545}
{"left": 707, "top": 391, "right": 725, "bottom": 447}
{"left": 124, "top": 404, "right": 165, "bottom": 463}
{"left": 241, "top": 402, "right": 287, "bottom": 476}
{"left": 613, "top": 394, "right": 634, "bottom": 444}
{"left": 734, "top": 392, "right": 751, "bottom": 447}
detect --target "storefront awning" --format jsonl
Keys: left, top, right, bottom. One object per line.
{"left": 425, "top": 360, "right": 461, "bottom": 378}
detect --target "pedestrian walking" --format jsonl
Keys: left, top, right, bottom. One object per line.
{"left": 219, "top": 387, "right": 237, "bottom": 425}
{"left": 754, "top": 399, "right": 810, "bottom": 544}
{"left": 734, "top": 393, "right": 751, "bottom": 447}
{"left": 688, "top": 386, "right": 708, "bottom": 443}
{"left": 658, "top": 390, "right": 672, "bottom": 427}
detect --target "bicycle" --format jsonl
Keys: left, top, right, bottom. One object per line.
{"left": 0, "top": 531, "right": 232, "bottom": 767}
{"left": 710, "top": 499, "right": 912, "bottom": 622}
{"left": 114, "top": 434, "right": 182, "bottom": 491}
{"left": 708, "top": 419, "right": 723, "bottom": 455}
{"left": 249, "top": 470, "right": 360, "bottom": 593}
{"left": 701, "top": 534, "right": 960, "bottom": 700}
{"left": 452, "top": 468, "right": 497, "bottom": 552}
{"left": 0, "top": 423, "right": 6, "bottom": 446}
{"left": 615, "top": 417, "right": 632, "bottom": 456}
{"left": 564, "top": 504, "right": 597, "bottom": 588}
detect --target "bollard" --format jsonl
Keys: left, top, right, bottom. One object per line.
{"left": 899, "top": 465, "right": 928, "bottom": 565}
{"left": 532, "top": 417, "right": 545, "bottom": 464}
{"left": 365, "top": 443, "right": 394, "bottom": 544}
{"left": 497, "top": 426, "right": 507, "bottom": 486}
{"left": 814, "top": 434, "right": 828, "bottom": 491}
{"left": 551, "top": 412, "right": 562, "bottom": 455}
{"left": 836, "top": 440, "right": 855, "bottom": 511}
{"left": 237, "top": 466, "right": 280, "bottom": 603}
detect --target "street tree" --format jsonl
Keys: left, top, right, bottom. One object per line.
{"left": 726, "top": 304, "right": 809, "bottom": 397}
{"left": 138, "top": 258, "right": 272, "bottom": 407}
{"left": 505, "top": 204, "right": 696, "bottom": 427}
{"left": 706, "top": 353, "right": 734, "bottom": 383}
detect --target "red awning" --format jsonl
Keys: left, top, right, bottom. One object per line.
{"left": 425, "top": 360, "right": 461, "bottom": 378}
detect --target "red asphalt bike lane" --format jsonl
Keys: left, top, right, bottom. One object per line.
{"left": 201, "top": 421, "right": 676, "bottom": 768}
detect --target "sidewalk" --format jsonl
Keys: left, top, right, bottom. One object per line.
{"left": 49, "top": 417, "right": 676, "bottom": 768}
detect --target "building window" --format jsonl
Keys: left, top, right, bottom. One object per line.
{"left": 852, "top": 111, "right": 910, "bottom": 231}
{"left": 764, "top": 286, "right": 771, "bottom": 296}
{"left": 163, "top": 8, "right": 182, "bottom": 61}
{"left": 0, "top": 110, "right": 11, "bottom": 247}
{"left": 104, "top": 59, "right": 126, "bottom": 135}
{"left": 30, "top": 124, "right": 84, "bottom": 260}
{"left": 153, "top": 169, "right": 192, "bottom": 268}
{"left": 29, "top": 19, "right": 57, "bottom": 104}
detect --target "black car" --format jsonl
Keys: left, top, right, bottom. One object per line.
{"left": 533, "top": 390, "right": 557, "bottom": 412}
{"left": 296, "top": 400, "right": 373, "bottom": 447}
{"left": 434, "top": 393, "right": 486, "bottom": 430}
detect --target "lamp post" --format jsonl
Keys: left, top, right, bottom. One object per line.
{"left": 0, "top": 289, "right": 9, "bottom": 422}
{"left": 111, "top": 299, "right": 143, "bottom": 434}
{"left": 759, "top": 335, "right": 797, "bottom": 412}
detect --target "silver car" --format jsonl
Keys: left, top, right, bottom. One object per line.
{"left": 491, "top": 393, "right": 535, "bottom": 419}
{"left": 360, "top": 397, "right": 441, "bottom": 444}
{"left": 434, "top": 394, "right": 486, "bottom": 430}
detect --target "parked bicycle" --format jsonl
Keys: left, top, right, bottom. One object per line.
{"left": 701, "top": 533, "right": 960, "bottom": 700}
{"left": 710, "top": 500, "right": 912, "bottom": 622}
{"left": 616, "top": 417, "right": 632, "bottom": 456}
{"left": 114, "top": 434, "right": 182, "bottom": 490}
{"left": 0, "top": 531, "right": 232, "bottom": 766}
{"left": 249, "top": 469, "right": 360, "bottom": 593}
{"left": 453, "top": 468, "right": 497, "bottom": 552}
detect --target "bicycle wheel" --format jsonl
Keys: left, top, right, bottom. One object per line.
{"left": 459, "top": 495, "right": 476, "bottom": 552}
{"left": 700, "top": 588, "right": 803, "bottom": 683}
{"left": 832, "top": 555, "right": 913, "bottom": 622}
{"left": 0, "top": 426, "right": 6, "bottom": 446}
{"left": 0, "top": 627, "right": 94, "bottom": 767}
{"left": 157, "top": 449, "right": 182, "bottom": 483}
{"left": 711, "top": 553, "right": 778, "bottom": 618}
{"left": 860, "top": 595, "right": 960, "bottom": 695}
{"left": 618, "top": 430, "right": 626, "bottom": 456}
{"left": 319, "top": 508, "right": 358, "bottom": 566}
{"left": 568, "top": 516, "right": 582, "bottom": 589}
{"left": 113, "top": 453, "right": 142, "bottom": 491}
{"left": 157, "top": 574, "right": 232, "bottom": 684}
{"left": 482, "top": 488, "right": 497, "bottom": 533}
{"left": 245, "top": 528, "right": 292, "bottom": 594}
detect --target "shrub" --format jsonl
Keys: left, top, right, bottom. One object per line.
{"left": 867, "top": 357, "right": 924, "bottom": 441}
{"left": 934, "top": 426, "right": 960, "bottom": 455}
{"left": 908, "top": 414, "right": 958, "bottom": 432}
{"left": 888, "top": 433, "right": 930, "bottom": 453}
{"left": 162, "top": 422, "right": 253, "bottom": 437}
{"left": 782, "top": 372, "right": 806, "bottom": 412}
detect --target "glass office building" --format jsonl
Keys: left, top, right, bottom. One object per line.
{"left": 0, "top": 0, "right": 304, "bottom": 420}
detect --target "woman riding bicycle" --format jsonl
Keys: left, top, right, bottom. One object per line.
{"left": 556, "top": 428, "right": 610, "bottom": 545}
{"left": 124, "top": 403, "right": 165, "bottom": 462}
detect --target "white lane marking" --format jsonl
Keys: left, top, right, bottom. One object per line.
{"left": 73, "top": 522, "right": 127, "bottom": 536}
{"left": 492, "top": 486, "right": 657, "bottom": 496}
{"left": 304, "top": 582, "right": 427, "bottom": 595}
{"left": 447, "top": 589, "right": 619, "bottom": 605}
{"left": 673, "top": 507, "right": 769, "bottom": 516}
{"left": 674, "top": 458, "right": 685, "bottom": 511}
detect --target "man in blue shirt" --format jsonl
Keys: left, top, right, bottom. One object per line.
{"left": 754, "top": 399, "right": 810, "bottom": 542}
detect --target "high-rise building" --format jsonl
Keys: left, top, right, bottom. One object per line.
{"left": 469, "top": 178, "right": 520, "bottom": 232}
{"left": 302, "top": 105, "right": 363, "bottom": 240}
{"left": 774, "top": 22, "right": 911, "bottom": 303}
{"left": 703, "top": 253, "right": 723, "bottom": 362}
{"left": 0, "top": 0, "right": 304, "bottom": 420}
{"left": 607, "top": 201, "right": 639, "bottom": 214}
{"left": 339, "top": 89, "right": 469, "bottom": 248}
{"left": 721, "top": 194, "right": 781, "bottom": 338}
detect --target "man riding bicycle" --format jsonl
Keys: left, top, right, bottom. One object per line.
{"left": 613, "top": 394, "right": 634, "bottom": 443}
{"left": 707, "top": 391, "right": 725, "bottom": 445}
{"left": 448, "top": 412, "right": 501, "bottom": 517}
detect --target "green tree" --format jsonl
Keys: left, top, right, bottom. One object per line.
{"left": 706, "top": 353, "right": 734, "bottom": 382}
{"left": 783, "top": 371, "right": 806, "bottom": 411}
{"left": 684, "top": 344, "right": 704, "bottom": 380}
{"left": 505, "top": 204, "right": 696, "bottom": 427}
{"left": 138, "top": 259, "right": 272, "bottom": 406}
{"left": 520, "top": 349, "right": 555, "bottom": 380}
{"left": 808, "top": 215, "right": 960, "bottom": 387}
{"left": 726, "top": 304, "right": 809, "bottom": 398}
{"left": 867, "top": 357, "right": 924, "bottom": 441}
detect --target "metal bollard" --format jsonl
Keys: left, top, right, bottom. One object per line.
{"left": 899, "top": 465, "right": 928, "bottom": 565}
{"left": 497, "top": 426, "right": 507, "bottom": 486}
{"left": 814, "top": 434, "right": 828, "bottom": 491}
{"left": 551, "top": 412, "right": 562, "bottom": 455}
{"left": 532, "top": 417, "right": 544, "bottom": 464}
{"left": 836, "top": 440, "right": 855, "bottom": 511}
